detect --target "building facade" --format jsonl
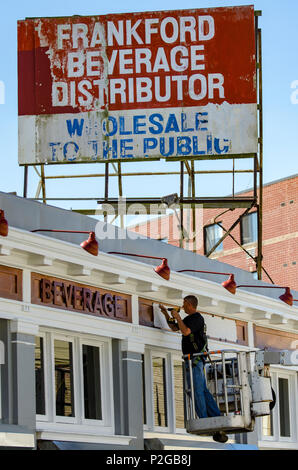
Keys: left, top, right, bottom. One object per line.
{"left": 0, "top": 192, "right": 297, "bottom": 450}
{"left": 130, "top": 174, "right": 297, "bottom": 290}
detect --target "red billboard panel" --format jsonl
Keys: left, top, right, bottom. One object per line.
{"left": 18, "top": 6, "right": 257, "bottom": 164}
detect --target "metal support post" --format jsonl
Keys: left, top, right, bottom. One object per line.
{"left": 232, "top": 359, "right": 238, "bottom": 413}
{"left": 256, "top": 27, "right": 263, "bottom": 280}
{"left": 188, "top": 356, "right": 196, "bottom": 419}
{"left": 179, "top": 161, "right": 184, "bottom": 248}
{"left": 191, "top": 160, "right": 196, "bottom": 253}
{"left": 222, "top": 352, "right": 229, "bottom": 415}
{"left": 23, "top": 166, "right": 28, "bottom": 198}
{"left": 214, "top": 362, "right": 220, "bottom": 408}
{"left": 117, "top": 162, "right": 124, "bottom": 228}
{"left": 104, "top": 162, "right": 109, "bottom": 222}
{"left": 40, "top": 165, "right": 46, "bottom": 204}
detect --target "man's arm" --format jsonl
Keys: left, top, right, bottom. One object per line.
{"left": 171, "top": 310, "right": 191, "bottom": 336}
{"left": 159, "top": 304, "right": 180, "bottom": 332}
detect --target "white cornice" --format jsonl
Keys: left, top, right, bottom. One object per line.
{"left": 0, "top": 227, "right": 297, "bottom": 334}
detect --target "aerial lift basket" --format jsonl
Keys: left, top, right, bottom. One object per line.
{"left": 183, "top": 349, "right": 273, "bottom": 436}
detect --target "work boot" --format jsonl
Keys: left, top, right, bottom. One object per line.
{"left": 213, "top": 431, "right": 228, "bottom": 443}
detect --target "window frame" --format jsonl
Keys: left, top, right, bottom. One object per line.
{"left": 143, "top": 348, "right": 187, "bottom": 435}
{"left": 35, "top": 329, "right": 113, "bottom": 434}
{"left": 78, "top": 338, "right": 112, "bottom": 428}
{"left": 240, "top": 211, "right": 258, "bottom": 246}
{"left": 172, "top": 353, "right": 186, "bottom": 434}
{"left": 204, "top": 223, "right": 224, "bottom": 255}
{"left": 51, "top": 333, "right": 77, "bottom": 424}
{"left": 259, "top": 368, "right": 298, "bottom": 446}
{"left": 35, "top": 332, "right": 49, "bottom": 422}
{"left": 150, "top": 350, "right": 170, "bottom": 433}
{"left": 278, "top": 375, "right": 291, "bottom": 439}
{"left": 276, "top": 371, "right": 297, "bottom": 443}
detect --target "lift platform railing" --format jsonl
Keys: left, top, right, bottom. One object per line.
{"left": 181, "top": 348, "right": 293, "bottom": 437}
{"left": 182, "top": 349, "right": 254, "bottom": 425}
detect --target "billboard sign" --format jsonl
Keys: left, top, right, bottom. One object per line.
{"left": 18, "top": 6, "right": 258, "bottom": 165}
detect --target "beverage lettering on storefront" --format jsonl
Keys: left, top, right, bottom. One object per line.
{"left": 32, "top": 275, "right": 131, "bottom": 322}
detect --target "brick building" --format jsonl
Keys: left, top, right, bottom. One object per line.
{"left": 129, "top": 174, "right": 297, "bottom": 290}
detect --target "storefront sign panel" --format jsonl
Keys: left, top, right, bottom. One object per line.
{"left": 31, "top": 273, "right": 132, "bottom": 323}
{"left": 18, "top": 6, "right": 257, "bottom": 164}
{"left": 0, "top": 265, "right": 23, "bottom": 301}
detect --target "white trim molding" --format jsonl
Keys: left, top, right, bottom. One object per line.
{"left": 10, "top": 319, "right": 39, "bottom": 336}
{"left": 121, "top": 338, "right": 145, "bottom": 354}
{"left": 36, "top": 431, "right": 134, "bottom": 446}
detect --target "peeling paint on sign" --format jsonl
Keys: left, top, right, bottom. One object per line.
{"left": 18, "top": 6, "right": 258, "bottom": 164}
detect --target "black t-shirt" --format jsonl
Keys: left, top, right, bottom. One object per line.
{"left": 181, "top": 312, "right": 206, "bottom": 355}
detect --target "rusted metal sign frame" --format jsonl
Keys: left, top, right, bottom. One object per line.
{"left": 256, "top": 17, "right": 264, "bottom": 281}
{"left": 202, "top": 13, "right": 263, "bottom": 280}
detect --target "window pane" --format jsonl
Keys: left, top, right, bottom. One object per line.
{"left": 241, "top": 213, "right": 258, "bottom": 244}
{"left": 82, "top": 345, "right": 102, "bottom": 420}
{"left": 205, "top": 224, "right": 223, "bottom": 254}
{"left": 152, "top": 357, "right": 167, "bottom": 427}
{"left": 35, "top": 337, "right": 45, "bottom": 415}
{"left": 278, "top": 378, "right": 290, "bottom": 437}
{"left": 173, "top": 360, "right": 184, "bottom": 429}
{"left": 54, "top": 339, "right": 75, "bottom": 417}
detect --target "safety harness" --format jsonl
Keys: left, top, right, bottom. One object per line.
{"left": 189, "top": 322, "right": 209, "bottom": 366}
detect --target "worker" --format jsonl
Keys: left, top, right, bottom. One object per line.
{"left": 159, "top": 295, "right": 228, "bottom": 444}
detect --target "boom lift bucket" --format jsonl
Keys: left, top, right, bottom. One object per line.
{"left": 183, "top": 349, "right": 274, "bottom": 436}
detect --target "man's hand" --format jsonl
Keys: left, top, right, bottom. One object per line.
{"left": 171, "top": 309, "right": 181, "bottom": 321}
{"left": 159, "top": 303, "right": 168, "bottom": 315}
{"left": 159, "top": 304, "right": 179, "bottom": 332}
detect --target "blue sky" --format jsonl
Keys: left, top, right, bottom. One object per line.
{"left": 0, "top": 0, "right": 297, "bottom": 218}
